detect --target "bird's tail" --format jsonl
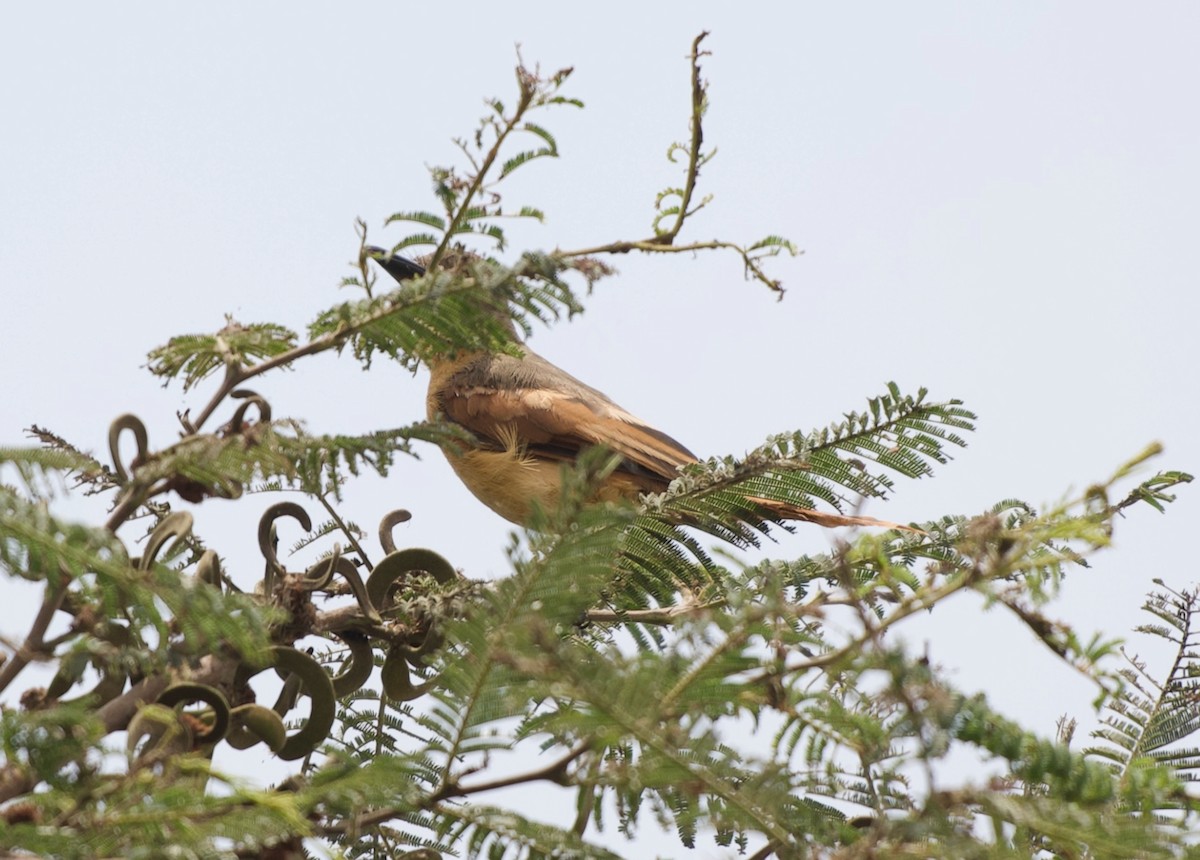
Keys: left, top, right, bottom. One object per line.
{"left": 747, "top": 497, "right": 925, "bottom": 533}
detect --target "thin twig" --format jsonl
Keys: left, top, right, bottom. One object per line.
{"left": 658, "top": 31, "right": 710, "bottom": 245}
{"left": 746, "top": 842, "right": 777, "bottom": 860}
{"left": 741, "top": 572, "right": 978, "bottom": 685}
{"left": 328, "top": 740, "right": 593, "bottom": 836}
{"left": 317, "top": 492, "right": 374, "bottom": 572}
{"left": 583, "top": 599, "right": 725, "bottom": 626}
{"left": 0, "top": 574, "right": 68, "bottom": 694}
{"left": 433, "top": 738, "right": 591, "bottom": 801}
{"left": 555, "top": 238, "right": 785, "bottom": 294}
{"left": 429, "top": 68, "right": 538, "bottom": 267}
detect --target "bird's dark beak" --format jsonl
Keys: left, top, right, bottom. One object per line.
{"left": 365, "top": 246, "right": 427, "bottom": 284}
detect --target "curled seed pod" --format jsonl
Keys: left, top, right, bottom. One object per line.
{"left": 336, "top": 557, "right": 380, "bottom": 623}
{"left": 84, "top": 669, "right": 129, "bottom": 706}
{"left": 381, "top": 646, "right": 435, "bottom": 702}
{"left": 299, "top": 546, "right": 342, "bottom": 591}
{"left": 272, "top": 629, "right": 374, "bottom": 697}
{"left": 272, "top": 668, "right": 304, "bottom": 712}
{"left": 127, "top": 703, "right": 193, "bottom": 763}
{"left": 45, "top": 667, "right": 76, "bottom": 701}
{"left": 50, "top": 623, "right": 133, "bottom": 704}
{"left": 227, "top": 389, "right": 272, "bottom": 430}
{"left": 366, "top": 548, "right": 457, "bottom": 614}
{"left": 225, "top": 704, "right": 288, "bottom": 752}
{"left": 50, "top": 667, "right": 127, "bottom": 706}
{"left": 302, "top": 551, "right": 380, "bottom": 623}
{"left": 329, "top": 631, "right": 375, "bottom": 698}
{"left": 241, "top": 645, "right": 336, "bottom": 761}
{"left": 156, "top": 683, "right": 232, "bottom": 744}
{"left": 139, "top": 511, "right": 195, "bottom": 571}
{"left": 378, "top": 509, "right": 413, "bottom": 555}
{"left": 108, "top": 413, "right": 149, "bottom": 485}
{"left": 380, "top": 646, "right": 415, "bottom": 701}
{"left": 257, "top": 502, "right": 312, "bottom": 590}
{"left": 195, "top": 549, "right": 224, "bottom": 590}
{"left": 404, "top": 624, "right": 446, "bottom": 668}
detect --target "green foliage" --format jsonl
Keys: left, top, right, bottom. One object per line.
{"left": 600, "top": 384, "right": 976, "bottom": 620}
{"left": 647, "top": 383, "right": 974, "bottom": 538}
{"left": 383, "top": 62, "right": 579, "bottom": 264}
{"left": 147, "top": 319, "right": 298, "bottom": 392}
{"left": 1085, "top": 585, "right": 1200, "bottom": 811}
{"left": 0, "top": 481, "right": 275, "bottom": 683}
{"left": 0, "top": 444, "right": 100, "bottom": 497}
{"left": 81, "top": 413, "right": 456, "bottom": 508}
{"left": 310, "top": 251, "right": 603, "bottom": 373}
{"left": 1, "top": 703, "right": 103, "bottom": 794}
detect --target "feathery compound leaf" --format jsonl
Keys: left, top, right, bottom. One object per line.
{"left": 1086, "top": 586, "right": 1200, "bottom": 792}
{"left": 642, "top": 385, "right": 974, "bottom": 544}
{"left": 520, "top": 120, "right": 558, "bottom": 153}
{"left": 499, "top": 148, "right": 554, "bottom": 179}
{"left": 128, "top": 419, "right": 451, "bottom": 502}
{"left": 4, "top": 35, "right": 1195, "bottom": 860}
{"left": 437, "top": 805, "right": 623, "bottom": 860}
{"left": 607, "top": 388, "right": 974, "bottom": 612}
{"left": 427, "top": 501, "right": 634, "bottom": 779}
{"left": 1114, "top": 469, "right": 1193, "bottom": 514}
{"left": 954, "top": 693, "right": 1116, "bottom": 804}
{"left": 0, "top": 446, "right": 100, "bottom": 497}
{"left": 451, "top": 220, "right": 506, "bottom": 250}
{"left": 747, "top": 235, "right": 799, "bottom": 255}
{"left": 147, "top": 320, "right": 298, "bottom": 391}
{"left": 312, "top": 252, "right": 598, "bottom": 371}
{"left": 1, "top": 761, "right": 313, "bottom": 859}
{"left": 392, "top": 231, "right": 441, "bottom": 252}
{"left": 386, "top": 210, "right": 448, "bottom": 232}
{"left": 0, "top": 485, "right": 131, "bottom": 584}
{"left": 0, "top": 487, "right": 274, "bottom": 671}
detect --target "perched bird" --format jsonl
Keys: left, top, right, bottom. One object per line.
{"left": 369, "top": 249, "right": 910, "bottom": 531}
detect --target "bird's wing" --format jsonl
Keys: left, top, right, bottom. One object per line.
{"left": 435, "top": 351, "right": 698, "bottom": 490}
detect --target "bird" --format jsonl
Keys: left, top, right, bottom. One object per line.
{"left": 368, "top": 248, "right": 913, "bottom": 531}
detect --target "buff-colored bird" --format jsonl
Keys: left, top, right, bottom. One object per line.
{"left": 370, "top": 249, "right": 909, "bottom": 530}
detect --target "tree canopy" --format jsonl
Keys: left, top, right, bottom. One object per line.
{"left": 0, "top": 34, "right": 1194, "bottom": 860}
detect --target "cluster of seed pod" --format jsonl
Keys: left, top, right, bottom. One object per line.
{"left": 49, "top": 409, "right": 462, "bottom": 765}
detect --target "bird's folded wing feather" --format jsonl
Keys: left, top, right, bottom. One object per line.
{"left": 435, "top": 351, "right": 698, "bottom": 491}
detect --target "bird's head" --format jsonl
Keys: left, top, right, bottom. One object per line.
{"left": 365, "top": 246, "right": 523, "bottom": 358}
{"left": 364, "top": 246, "right": 427, "bottom": 283}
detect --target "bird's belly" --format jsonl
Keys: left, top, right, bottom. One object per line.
{"left": 443, "top": 447, "right": 564, "bottom": 525}
{"left": 441, "top": 445, "right": 646, "bottom": 525}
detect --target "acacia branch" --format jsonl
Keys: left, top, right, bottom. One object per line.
{"left": 556, "top": 238, "right": 785, "bottom": 295}
{"left": 658, "top": 31, "right": 710, "bottom": 245}
{"left": 428, "top": 72, "right": 536, "bottom": 267}
{"left": 740, "top": 570, "right": 979, "bottom": 684}
{"left": 553, "top": 32, "right": 790, "bottom": 297}
{"left": 189, "top": 336, "right": 340, "bottom": 432}
{"left": 0, "top": 574, "right": 68, "bottom": 695}
{"left": 583, "top": 599, "right": 725, "bottom": 626}
{"left": 328, "top": 740, "right": 593, "bottom": 836}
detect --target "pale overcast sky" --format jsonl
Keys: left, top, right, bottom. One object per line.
{"left": 2, "top": 4, "right": 1198, "bottom": 856}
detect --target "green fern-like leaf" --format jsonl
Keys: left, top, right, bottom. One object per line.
{"left": 649, "top": 384, "right": 975, "bottom": 529}
{"left": 147, "top": 320, "right": 298, "bottom": 391}
{"left": 386, "top": 210, "right": 448, "bottom": 232}
{"left": 309, "top": 252, "right": 599, "bottom": 372}
{"left": 0, "top": 445, "right": 101, "bottom": 497}
{"left": 438, "top": 804, "right": 623, "bottom": 860}
{"left": 1086, "top": 585, "right": 1200, "bottom": 796}
{"left": 128, "top": 420, "right": 454, "bottom": 501}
